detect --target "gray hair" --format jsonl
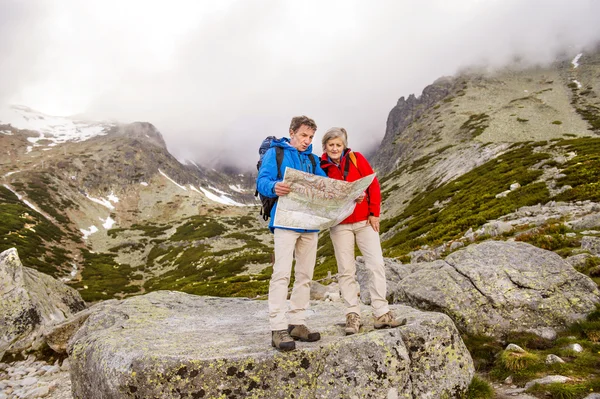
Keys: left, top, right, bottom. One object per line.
{"left": 321, "top": 127, "right": 348, "bottom": 151}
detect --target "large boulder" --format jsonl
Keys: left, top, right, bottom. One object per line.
{"left": 383, "top": 241, "right": 600, "bottom": 338}
{"left": 68, "top": 291, "right": 474, "bottom": 399}
{"left": 0, "top": 248, "right": 86, "bottom": 358}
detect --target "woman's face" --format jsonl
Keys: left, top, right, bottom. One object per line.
{"left": 325, "top": 137, "right": 345, "bottom": 164}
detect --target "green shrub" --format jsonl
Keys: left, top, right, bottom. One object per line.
{"left": 381, "top": 143, "right": 550, "bottom": 258}
{"left": 465, "top": 375, "right": 494, "bottom": 399}
{"left": 499, "top": 349, "right": 539, "bottom": 372}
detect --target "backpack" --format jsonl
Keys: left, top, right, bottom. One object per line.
{"left": 255, "top": 136, "right": 316, "bottom": 221}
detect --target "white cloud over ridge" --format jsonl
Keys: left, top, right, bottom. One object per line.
{"left": 1, "top": 0, "right": 599, "bottom": 169}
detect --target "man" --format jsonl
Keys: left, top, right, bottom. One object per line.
{"left": 257, "top": 115, "right": 327, "bottom": 351}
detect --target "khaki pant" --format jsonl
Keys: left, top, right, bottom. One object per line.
{"left": 269, "top": 228, "right": 318, "bottom": 331}
{"left": 330, "top": 221, "right": 389, "bottom": 317}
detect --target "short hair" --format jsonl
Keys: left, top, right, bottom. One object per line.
{"left": 321, "top": 127, "right": 348, "bottom": 151}
{"left": 289, "top": 115, "right": 317, "bottom": 133}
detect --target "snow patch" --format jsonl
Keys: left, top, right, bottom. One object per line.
{"left": 100, "top": 215, "right": 116, "bottom": 229}
{"left": 229, "top": 184, "right": 246, "bottom": 193}
{"left": 86, "top": 194, "right": 115, "bottom": 210}
{"left": 0, "top": 130, "right": 12, "bottom": 135}
{"left": 81, "top": 225, "right": 99, "bottom": 239}
{"left": 572, "top": 53, "right": 583, "bottom": 68}
{"left": 189, "top": 185, "right": 202, "bottom": 194}
{"left": 3, "top": 184, "right": 42, "bottom": 213}
{"left": 0, "top": 105, "right": 111, "bottom": 147}
{"left": 60, "top": 263, "right": 79, "bottom": 282}
{"left": 208, "top": 185, "right": 228, "bottom": 195}
{"left": 140, "top": 182, "right": 149, "bottom": 186}
{"left": 4, "top": 171, "right": 19, "bottom": 177}
{"left": 107, "top": 192, "right": 119, "bottom": 203}
{"left": 159, "top": 169, "right": 187, "bottom": 191}
{"left": 573, "top": 80, "right": 582, "bottom": 89}
{"left": 199, "top": 186, "right": 246, "bottom": 206}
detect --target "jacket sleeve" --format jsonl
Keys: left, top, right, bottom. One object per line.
{"left": 257, "top": 148, "right": 279, "bottom": 198}
{"left": 355, "top": 152, "right": 381, "bottom": 217}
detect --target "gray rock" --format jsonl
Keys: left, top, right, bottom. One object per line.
{"left": 43, "top": 307, "right": 96, "bottom": 354}
{"left": 545, "top": 354, "right": 565, "bottom": 364}
{"left": 68, "top": 291, "right": 474, "bottom": 399}
{"left": 526, "top": 327, "right": 557, "bottom": 341}
{"left": 524, "top": 375, "right": 570, "bottom": 389}
{"left": 566, "top": 253, "right": 593, "bottom": 269}
{"left": 568, "top": 213, "right": 600, "bottom": 230}
{"left": 409, "top": 249, "right": 438, "bottom": 263}
{"left": 449, "top": 241, "right": 464, "bottom": 251}
{"left": 481, "top": 221, "right": 513, "bottom": 237}
{"left": 23, "top": 384, "right": 49, "bottom": 398}
{"left": 356, "top": 257, "right": 414, "bottom": 305}
{"left": 0, "top": 248, "right": 86, "bottom": 356}
{"left": 583, "top": 393, "right": 600, "bottom": 399}
{"left": 388, "top": 241, "right": 600, "bottom": 337}
{"left": 569, "top": 343, "right": 584, "bottom": 352}
{"left": 582, "top": 236, "right": 600, "bottom": 255}
{"left": 309, "top": 281, "right": 339, "bottom": 301}
{"left": 505, "top": 344, "right": 525, "bottom": 353}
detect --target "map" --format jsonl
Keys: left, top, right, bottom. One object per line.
{"left": 273, "top": 168, "right": 376, "bottom": 230}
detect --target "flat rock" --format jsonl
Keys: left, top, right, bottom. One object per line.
{"left": 68, "top": 291, "right": 474, "bottom": 399}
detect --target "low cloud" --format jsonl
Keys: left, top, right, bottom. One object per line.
{"left": 2, "top": 0, "right": 600, "bottom": 169}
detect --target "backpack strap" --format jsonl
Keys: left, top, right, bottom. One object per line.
{"left": 343, "top": 151, "right": 360, "bottom": 180}
{"left": 348, "top": 151, "right": 358, "bottom": 169}
{"left": 309, "top": 154, "right": 317, "bottom": 174}
{"left": 275, "top": 147, "right": 284, "bottom": 179}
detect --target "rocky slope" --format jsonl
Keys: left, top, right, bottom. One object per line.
{"left": 0, "top": 106, "right": 262, "bottom": 301}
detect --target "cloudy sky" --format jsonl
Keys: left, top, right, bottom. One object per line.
{"left": 1, "top": 0, "right": 600, "bottom": 169}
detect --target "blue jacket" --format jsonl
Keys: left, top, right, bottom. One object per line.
{"left": 257, "top": 137, "right": 326, "bottom": 233}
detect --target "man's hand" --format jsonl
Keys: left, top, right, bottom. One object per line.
{"left": 367, "top": 216, "right": 380, "bottom": 232}
{"left": 274, "top": 182, "right": 291, "bottom": 196}
{"left": 355, "top": 192, "right": 366, "bottom": 203}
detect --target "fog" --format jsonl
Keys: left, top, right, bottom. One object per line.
{"left": 1, "top": 0, "right": 600, "bottom": 170}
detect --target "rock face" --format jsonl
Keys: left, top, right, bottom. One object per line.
{"left": 0, "top": 248, "right": 86, "bottom": 358}
{"left": 69, "top": 291, "right": 474, "bottom": 399}
{"left": 372, "top": 77, "right": 459, "bottom": 175}
{"left": 382, "top": 241, "right": 600, "bottom": 338}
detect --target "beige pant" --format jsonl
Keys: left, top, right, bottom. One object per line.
{"left": 269, "top": 228, "right": 318, "bottom": 331}
{"left": 330, "top": 221, "right": 389, "bottom": 317}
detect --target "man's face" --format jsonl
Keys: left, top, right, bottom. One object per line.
{"left": 289, "top": 124, "right": 315, "bottom": 152}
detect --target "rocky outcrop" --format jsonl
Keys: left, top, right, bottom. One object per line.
{"left": 0, "top": 248, "right": 86, "bottom": 358}
{"left": 68, "top": 291, "right": 474, "bottom": 399}
{"left": 376, "top": 241, "right": 600, "bottom": 338}
{"left": 372, "top": 77, "right": 461, "bottom": 174}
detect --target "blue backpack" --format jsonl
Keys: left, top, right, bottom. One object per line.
{"left": 255, "top": 136, "right": 316, "bottom": 221}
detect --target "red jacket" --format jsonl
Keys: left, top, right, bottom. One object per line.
{"left": 320, "top": 149, "right": 381, "bottom": 224}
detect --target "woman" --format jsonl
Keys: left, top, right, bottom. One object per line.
{"left": 321, "top": 127, "right": 405, "bottom": 335}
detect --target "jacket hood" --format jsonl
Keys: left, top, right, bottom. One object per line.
{"left": 271, "top": 137, "right": 315, "bottom": 155}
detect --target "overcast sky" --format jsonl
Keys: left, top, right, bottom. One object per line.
{"left": 2, "top": 0, "right": 600, "bottom": 170}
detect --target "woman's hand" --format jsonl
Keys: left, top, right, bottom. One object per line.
{"left": 355, "top": 192, "right": 366, "bottom": 203}
{"left": 367, "top": 215, "right": 380, "bottom": 232}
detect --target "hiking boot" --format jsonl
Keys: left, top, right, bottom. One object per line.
{"left": 373, "top": 312, "right": 406, "bottom": 329}
{"left": 345, "top": 312, "right": 361, "bottom": 335}
{"left": 272, "top": 330, "right": 296, "bottom": 351}
{"left": 287, "top": 324, "right": 321, "bottom": 342}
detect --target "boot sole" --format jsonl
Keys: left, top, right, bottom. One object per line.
{"left": 271, "top": 341, "right": 296, "bottom": 351}
{"left": 290, "top": 335, "right": 321, "bottom": 342}
{"left": 374, "top": 318, "right": 407, "bottom": 329}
